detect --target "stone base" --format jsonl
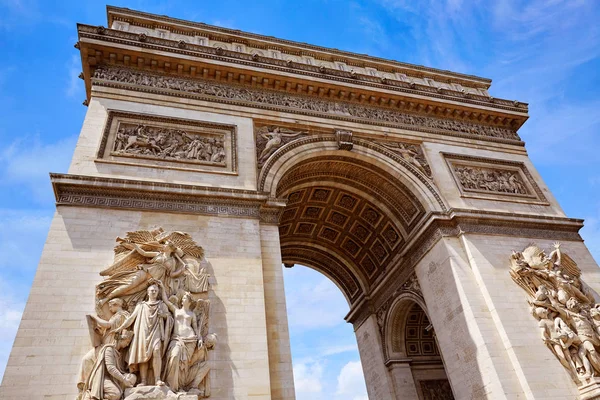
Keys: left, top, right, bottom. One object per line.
{"left": 123, "top": 385, "right": 198, "bottom": 400}
{"left": 579, "top": 378, "right": 600, "bottom": 400}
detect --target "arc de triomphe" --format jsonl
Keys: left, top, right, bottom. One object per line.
{"left": 2, "top": 6, "right": 600, "bottom": 400}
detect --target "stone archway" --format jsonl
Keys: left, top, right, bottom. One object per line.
{"left": 259, "top": 131, "right": 454, "bottom": 399}
{"left": 260, "top": 133, "right": 445, "bottom": 303}
{"left": 384, "top": 292, "right": 454, "bottom": 400}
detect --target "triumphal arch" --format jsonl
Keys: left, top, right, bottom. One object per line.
{"left": 3, "top": 6, "right": 600, "bottom": 400}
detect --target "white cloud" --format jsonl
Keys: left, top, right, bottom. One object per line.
{"left": 284, "top": 267, "right": 350, "bottom": 332}
{"left": 293, "top": 361, "right": 324, "bottom": 400}
{"left": 0, "top": 135, "right": 77, "bottom": 202}
{"left": 0, "top": 277, "right": 27, "bottom": 381}
{"left": 336, "top": 360, "right": 368, "bottom": 400}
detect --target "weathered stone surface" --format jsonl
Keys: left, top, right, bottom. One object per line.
{"left": 123, "top": 385, "right": 188, "bottom": 400}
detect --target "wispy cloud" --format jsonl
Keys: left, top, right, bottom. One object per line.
{"left": 0, "top": 135, "right": 77, "bottom": 203}
{"left": 336, "top": 360, "right": 368, "bottom": 400}
{"left": 0, "top": 278, "right": 26, "bottom": 381}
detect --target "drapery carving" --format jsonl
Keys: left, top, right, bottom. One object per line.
{"left": 77, "top": 228, "right": 216, "bottom": 400}
{"left": 510, "top": 243, "right": 600, "bottom": 387}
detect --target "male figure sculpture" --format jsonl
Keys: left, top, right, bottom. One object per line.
{"left": 113, "top": 284, "right": 172, "bottom": 386}
{"left": 80, "top": 330, "right": 137, "bottom": 400}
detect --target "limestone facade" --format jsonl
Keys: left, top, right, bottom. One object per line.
{"left": 1, "top": 5, "right": 599, "bottom": 400}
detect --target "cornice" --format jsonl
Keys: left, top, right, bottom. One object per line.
{"left": 345, "top": 208, "right": 584, "bottom": 325}
{"left": 50, "top": 173, "right": 285, "bottom": 224}
{"left": 106, "top": 6, "right": 493, "bottom": 88}
{"left": 76, "top": 24, "right": 528, "bottom": 124}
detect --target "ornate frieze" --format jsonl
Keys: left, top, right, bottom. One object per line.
{"left": 510, "top": 243, "right": 600, "bottom": 394}
{"left": 93, "top": 66, "right": 521, "bottom": 143}
{"left": 98, "top": 111, "right": 237, "bottom": 173}
{"left": 77, "top": 228, "right": 216, "bottom": 399}
{"left": 444, "top": 153, "right": 548, "bottom": 203}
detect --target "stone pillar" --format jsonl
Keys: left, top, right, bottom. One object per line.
{"left": 354, "top": 314, "right": 397, "bottom": 400}
{"left": 387, "top": 361, "right": 419, "bottom": 399}
{"left": 414, "top": 237, "right": 525, "bottom": 399}
{"left": 415, "top": 235, "right": 584, "bottom": 399}
{"left": 458, "top": 234, "right": 587, "bottom": 399}
{"left": 260, "top": 224, "right": 296, "bottom": 399}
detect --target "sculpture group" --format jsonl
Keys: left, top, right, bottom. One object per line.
{"left": 455, "top": 165, "right": 527, "bottom": 194}
{"left": 77, "top": 228, "right": 216, "bottom": 400}
{"left": 113, "top": 123, "right": 226, "bottom": 164}
{"left": 511, "top": 243, "right": 600, "bottom": 385}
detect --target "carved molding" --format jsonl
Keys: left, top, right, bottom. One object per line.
{"left": 97, "top": 111, "right": 237, "bottom": 173}
{"left": 92, "top": 66, "right": 522, "bottom": 144}
{"left": 336, "top": 130, "right": 353, "bottom": 151}
{"left": 50, "top": 173, "right": 283, "bottom": 224}
{"left": 444, "top": 153, "right": 548, "bottom": 203}
{"left": 281, "top": 243, "right": 362, "bottom": 302}
{"left": 348, "top": 209, "right": 584, "bottom": 326}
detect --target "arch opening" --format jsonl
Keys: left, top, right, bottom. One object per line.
{"left": 274, "top": 148, "right": 436, "bottom": 305}
{"left": 386, "top": 298, "right": 454, "bottom": 400}
{"left": 267, "top": 137, "right": 453, "bottom": 399}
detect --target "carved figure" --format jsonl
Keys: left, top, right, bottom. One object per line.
{"left": 160, "top": 283, "right": 214, "bottom": 394}
{"left": 96, "top": 229, "right": 207, "bottom": 308}
{"left": 80, "top": 330, "right": 137, "bottom": 400}
{"left": 379, "top": 141, "right": 432, "bottom": 178}
{"left": 510, "top": 243, "right": 600, "bottom": 386}
{"left": 78, "top": 228, "right": 216, "bottom": 398}
{"left": 454, "top": 165, "right": 528, "bottom": 195}
{"left": 255, "top": 126, "right": 307, "bottom": 167}
{"left": 77, "top": 298, "right": 130, "bottom": 394}
{"left": 111, "top": 121, "right": 226, "bottom": 165}
{"left": 113, "top": 284, "right": 173, "bottom": 387}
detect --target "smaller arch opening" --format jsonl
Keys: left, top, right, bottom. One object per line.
{"left": 387, "top": 300, "right": 455, "bottom": 399}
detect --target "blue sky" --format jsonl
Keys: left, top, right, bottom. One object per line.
{"left": 0, "top": 1, "right": 599, "bottom": 399}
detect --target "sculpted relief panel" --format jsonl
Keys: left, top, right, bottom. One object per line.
{"left": 444, "top": 153, "right": 548, "bottom": 203}
{"left": 98, "top": 111, "right": 237, "bottom": 173}
{"left": 77, "top": 228, "right": 216, "bottom": 400}
{"left": 510, "top": 243, "right": 600, "bottom": 393}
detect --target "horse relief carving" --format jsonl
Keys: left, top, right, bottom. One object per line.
{"left": 77, "top": 228, "right": 216, "bottom": 400}
{"left": 113, "top": 123, "right": 226, "bottom": 165}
